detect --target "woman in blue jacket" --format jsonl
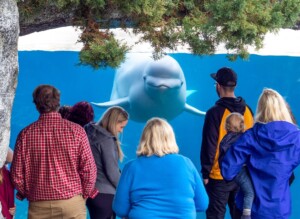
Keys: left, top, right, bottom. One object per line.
{"left": 221, "top": 88, "right": 300, "bottom": 219}
{"left": 113, "top": 117, "right": 208, "bottom": 219}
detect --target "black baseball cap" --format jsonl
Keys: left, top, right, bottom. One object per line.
{"left": 210, "top": 67, "right": 237, "bottom": 87}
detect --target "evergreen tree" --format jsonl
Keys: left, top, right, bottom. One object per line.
{"left": 18, "top": 0, "right": 300, "bottom": 68}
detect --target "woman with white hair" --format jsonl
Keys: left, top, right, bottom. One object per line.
{"left": 221, "top": 88, "right": 300, "bottom": 219}
{"left": 113, "top": 117, "right": 208, "bottom": 219}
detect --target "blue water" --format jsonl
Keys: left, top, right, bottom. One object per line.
{"left": 10, "top": 51, "right": 300, "bottom": 218}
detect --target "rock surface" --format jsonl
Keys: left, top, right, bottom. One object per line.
{"left": 0, "top": 0, "right": 19, "bottom": 167}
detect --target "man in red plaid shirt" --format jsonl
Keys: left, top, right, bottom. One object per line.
{"left": 11, "top": 85, "right": 98, "bottom": 219}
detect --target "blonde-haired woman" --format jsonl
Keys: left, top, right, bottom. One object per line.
{"left": 84, "top": 106, "right": 129, "bottom": 219}
{"left": 221, "top": 88, "right": 300, "bottom": 219}
{"left": 113, "top": 117, "right": 208, "bottom": 219}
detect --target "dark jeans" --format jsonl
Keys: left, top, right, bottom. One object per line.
{"left": 86, "top": 193, "right": 116, "bottom": 219}
{"left": 235, "top": 166, "right": 255, "bottom": 211}
{"left": 205, "top": 178, "right": 240, "bottom": 219}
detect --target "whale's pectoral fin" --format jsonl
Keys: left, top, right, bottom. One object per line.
{"left": 184, "top": 103, "right": 206, "bottom": 116}
{"left": 91, "top": 97, "right": 130, "bottom": 108}
{"left": 186, "top": 90, "right": 197, "bottom": 98}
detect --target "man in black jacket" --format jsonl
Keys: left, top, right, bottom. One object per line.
{"left": 200, "top": 67, "right": 254, "bottom": 219}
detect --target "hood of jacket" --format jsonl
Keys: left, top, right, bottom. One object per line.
{"left": 84, "top": 122, "right": 116, "bottom": 144}
{"left": 216, "top": 96, "right": 248, "bottom": 114}
{"left": 252, "top": 121, "right": 299, "bottom": 152}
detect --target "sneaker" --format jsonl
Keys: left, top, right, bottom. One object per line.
{"left": 241, "top": 215, "right": 251, "bottom": 219}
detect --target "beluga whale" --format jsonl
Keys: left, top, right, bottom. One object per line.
{"left": 92, "top": 53, "right": 205, "bottom": 122}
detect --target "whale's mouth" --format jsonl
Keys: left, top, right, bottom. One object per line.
{"left": 144, "top": 76, "right": 183, "bottom": 90}
{"left": 147, "top": 84, "right": 170, "bottom": 90}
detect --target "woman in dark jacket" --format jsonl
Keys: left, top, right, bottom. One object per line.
{"left": 67, "top": 101, "right": 94, "bottom": 127}
{"left": 222, "top": 88, "right": 300, "bottom": 219}
{"left": 84, "top": 106, "right": 129, "bottom": 219}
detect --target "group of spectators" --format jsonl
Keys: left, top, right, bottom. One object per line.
{"left": 200, "top": 67, "right": 300, "bottom": 219}
{"left": 0, "top": 66, "right": 299, "bottom": 219}
{"left": 1, "top": 84, "right": 207, "bottom": 219}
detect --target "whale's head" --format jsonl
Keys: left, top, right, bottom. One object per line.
{"left": 92, "top": 54, "right": 204, "bottom": 122}
{"left": 143, "top": 56, "right": 186, "bottom": 99}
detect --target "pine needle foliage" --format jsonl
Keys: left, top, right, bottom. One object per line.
{"left": 17, "top": 0, "right": 300, "bottom": 69}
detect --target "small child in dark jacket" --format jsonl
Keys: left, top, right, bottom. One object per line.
{"left": 219, "top": 112, "right": 254, "bottom": 219}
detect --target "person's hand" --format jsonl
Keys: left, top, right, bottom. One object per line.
{"left": 203, "top": 178, "right": 209, "bottom": 185}
{"left": 9, "top": 206, "right": 16, "bottom": 216}
{"left": 5, "top": 147, "right": 14, "bottom": 164}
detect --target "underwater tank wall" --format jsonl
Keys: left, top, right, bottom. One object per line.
{"left": 10, "top": 27, "right": 300, "bottom": 219}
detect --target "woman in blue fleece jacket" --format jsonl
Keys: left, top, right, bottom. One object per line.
{"left": 222, "top": 88, "right": 300, "bottom": 219}
{"left": 113, "top": 117, "right": 208, "bottom": 219}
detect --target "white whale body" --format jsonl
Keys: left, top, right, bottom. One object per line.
{"left": 92, "top": 54, "right": 205, "bottom": 122}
